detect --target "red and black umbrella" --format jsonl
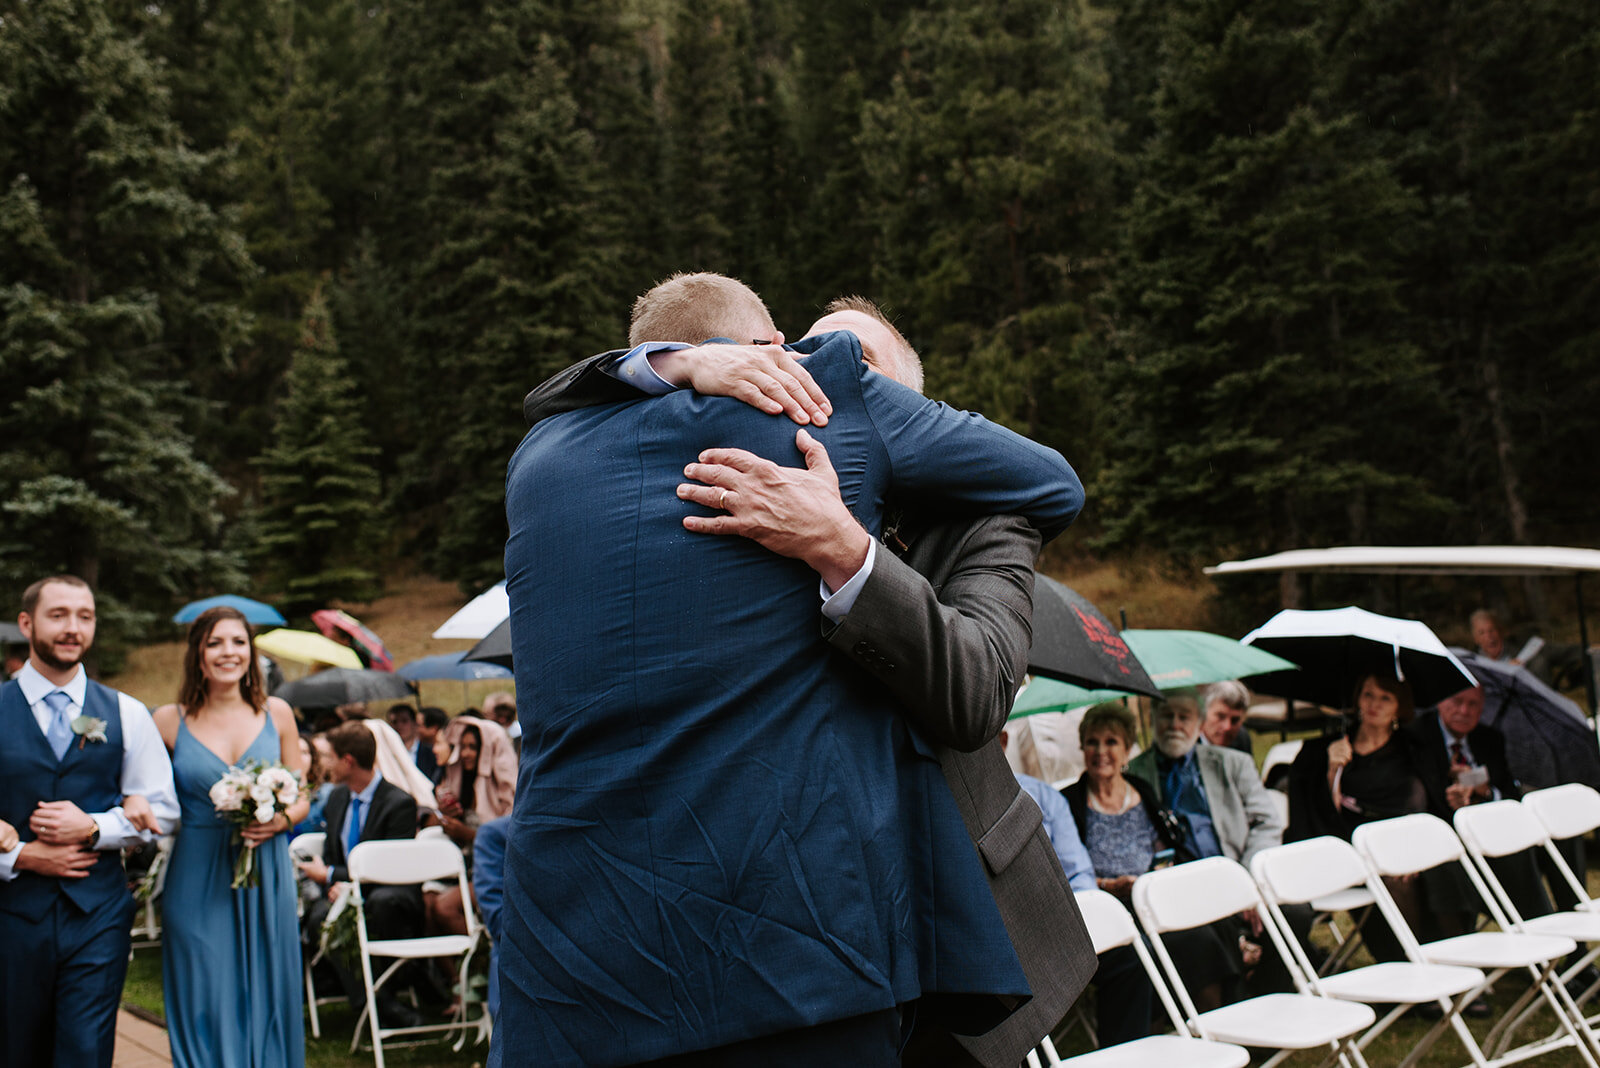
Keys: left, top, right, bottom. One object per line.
{"left": 309, "top": 609, "right": 395, "bottom": 672}
{"left": 1028, "top": 574, "right": 1161, "bottom": 698}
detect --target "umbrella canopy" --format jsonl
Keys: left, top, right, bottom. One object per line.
{"left": 432, "top": 581, "right": 509, "bottom": 640}
{"left": 397, "top": 652, "right": 513, "bottom": 682}
{"left": 1009, "top": 676, "right": 1128, "bottom": 719}
{"left": 273, "top": 668, "right": 415, "bottom": 708}
{"left": 464, "top": 619, "right": 512, "bottom": 670}
{"left": 1122, "top": 630, "right": 1298, "bottom": 690}
{"left": 1242, "top": 606, "right": 1477, "bottom": 709}
{"left": 1028, "top": 574, "right": 1160, "bottom": 697}
{"left": 172, "top": 595, "right": 286, "bottom": 626}
{"left": 1453, "top": 650, "right": 1600, "bottom": 792}
{"left": 255, "top": 628, "right": 364, "bottom": 669}
{"left": 310, "top": 609, "right": 394, "bottom": 672}
{"left": 0, "top": 622, "right": 22, "bottom": 644}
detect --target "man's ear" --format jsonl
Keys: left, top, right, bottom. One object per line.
{"left": 770, "top": 329, "right": 785, "bottom": 345}
{"left": 17, "top": 612, "right": 32, "bottom": 641}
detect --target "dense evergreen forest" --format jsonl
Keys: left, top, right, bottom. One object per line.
{"left": 2, "top": 0, "right": 1596, "bottom": 638}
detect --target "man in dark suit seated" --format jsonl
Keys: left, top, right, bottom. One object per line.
{"left": 297, "top": 720, "right": 423, "bottom": 1027}
{"left": 1410, "top": 684, "right": 1553, "bottom": 938}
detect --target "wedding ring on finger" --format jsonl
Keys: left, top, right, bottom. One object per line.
{"left": 719, "top": 490, "right": 729, "bottom": 509}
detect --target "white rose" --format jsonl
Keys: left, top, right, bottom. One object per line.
{"left": 208, "top": 780, "right": 232, "bottom": 807}
{"left": 211, "top": 781, "right": 244, "bottom": 811}
{"left": 261, "top": 768, "right": 293, "bottom": 792}
{"left": 276, "top": 784, "right": 299, "bottom": 805}
{"left": 250, "top": 783, "right": 274, "bottom": 805}
{"left": 255, "top": 802, "right": 276, "bottom": 824}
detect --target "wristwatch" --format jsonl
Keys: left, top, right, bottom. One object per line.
{"left": 84, "top": 824, "right": 101, "bottom": 849}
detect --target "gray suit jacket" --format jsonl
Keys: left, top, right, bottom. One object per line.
{"left": 826, "top": 513, "right": 1097, "bottom": 1067}
{"left": 1127, "top": 744, "right": 1284, "bottom": 870}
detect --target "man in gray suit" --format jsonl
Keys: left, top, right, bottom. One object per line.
{"left": 1126, "top": 689, "right": 1283, "bottom": 870}
{"left": 524, "top": 294, "right": 1096, "bottom": 1066}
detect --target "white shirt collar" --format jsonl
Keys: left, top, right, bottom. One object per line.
{"left": 353, "top": 768, "right": 384, "bottom": 805}
{"left": 16, "top": 661, "right": 87, "bottom": 708}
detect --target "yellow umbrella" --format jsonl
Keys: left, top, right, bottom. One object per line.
{"left": 255, "top": 628, "right": 363, "bottom": 669}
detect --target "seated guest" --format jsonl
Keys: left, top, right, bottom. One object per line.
{"left": 363, "top": 716, "right": 440, "bottom": 811}
{"left": 292, "top": 733, "right": 336, "bottom": 837}
{"left": 482, "top": 691, "right": 520, "bottom": 757}
{"left": 1201, "top": 680, "right": 1254, "bottom": 755}
{"left": 427, "top": 717, "right": 517, "bottom": 936}
{"left": 415, "top": 706, "right": 447, "bottom": 782}
{"left": 296, "top": 721, "right": 424, "bottom": 1027}
{"left": 1001, "top": 729, "right": 1095, "bottom": 892}
{"left": 1128, "top": 689, "right": 1283, "bottom": 870}
{"left": 1063, "top": 703, "right": 1246, "bottom": 1037}
{"left": 388, "top": 703, "right": 422, "bottom": 763}
{"left": 1410, "top": 685, "right": 1552, "bottom": 934}
{"left": 470, "top": 814, "right": 513, "bottom": 1022}
{"left": 1471, "top": 608, "right": 1523, "bottom": 665}
{"left": 1287, "top": 674, "right": 1425, "bottom": 963}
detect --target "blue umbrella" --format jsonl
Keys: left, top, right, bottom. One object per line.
{"left": 397, "top": 652, "right": 513, "bottom": 682}
{"left": 173, "top": 595, "right": 287, "bottom": 626}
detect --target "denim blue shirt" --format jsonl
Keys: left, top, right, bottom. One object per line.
{"left": 1158, "top": 749, "right": 1222, "bottom": 860}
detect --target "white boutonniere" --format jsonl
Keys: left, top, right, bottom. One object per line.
{"left": 71, "top": 715, "right": 108, "bottom": 749}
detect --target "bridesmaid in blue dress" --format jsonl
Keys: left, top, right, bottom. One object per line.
{"left": 153, "top": 607, "right": 309, "bottom": 1068}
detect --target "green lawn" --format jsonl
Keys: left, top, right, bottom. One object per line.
{"left": 124, "top": 949, "right": 485, "bottom": 1067}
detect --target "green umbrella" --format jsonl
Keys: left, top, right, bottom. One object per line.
{"left": 1007, "top": 630, "right": 1297, "bottom": 720}
{"left": 1009, "top": 676, "right": 1130, "bottom": 719}
{"left": 1121, "top": 629, "right": 1298, "bottom": 690}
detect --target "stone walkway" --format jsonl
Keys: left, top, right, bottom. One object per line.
{"left": 114, "top": 1010, "right": 171, "bottom": 1068}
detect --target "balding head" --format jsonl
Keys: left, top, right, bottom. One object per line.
{"left": 806, "top": 296, "right": 924, "bottom": 393}
{"left": 629, "top": 272, "right": 781, "bottom": 348}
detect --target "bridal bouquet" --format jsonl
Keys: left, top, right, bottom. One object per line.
{"left": 209, "top": 760, "right": 305, "bottom": 890}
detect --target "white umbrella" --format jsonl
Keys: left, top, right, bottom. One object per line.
{"left": 1242, "top": 606, "right": 1477, "bottom": 709}
{"left": 431, "top": 580, "right": 509, "bottom": 640}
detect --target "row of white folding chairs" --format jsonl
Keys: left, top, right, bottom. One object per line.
{"left": 1034, "top": 783, "right": 1600, "bottom": 1068}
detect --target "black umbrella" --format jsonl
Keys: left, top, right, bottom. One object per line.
{"left": 273, "top": 668, "right": 415, "bottom": 708}
{"left": 464, "top": 618, "right": 513, "bottom": 670}
{"left": 1453, "top": 650, "right": 1600, "bottom": 792}
{"left": 1028, "top": 574, "right": 1160, "bottom": 697}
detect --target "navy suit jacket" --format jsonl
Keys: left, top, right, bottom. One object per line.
{"left": 495, "top": 332, "right": 1083, "bottom": 1065}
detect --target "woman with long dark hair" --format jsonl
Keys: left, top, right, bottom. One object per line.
{"left": 152, "top": 606, "right": 308, "bottom": 1067}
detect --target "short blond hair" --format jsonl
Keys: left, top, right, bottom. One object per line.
{"left": 821, "top": 295, "right": 923, "bottom": 392}
{"left": 628, "top": 272, "right": 778, "bottom": 347}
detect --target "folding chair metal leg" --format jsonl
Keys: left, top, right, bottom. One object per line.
{"left": 305, "top": 956, "right": 321, "bottom": 1039}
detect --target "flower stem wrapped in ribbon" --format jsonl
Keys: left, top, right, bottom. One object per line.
{"left": 208, "top": 759, "right": 306, "bottom": 890}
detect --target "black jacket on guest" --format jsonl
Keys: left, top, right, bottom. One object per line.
{"left": 321, "top": 777, "right": 418, "bottom": 884}
{"left": 1407, "top": 710, "right": 1521, "bottom": 820}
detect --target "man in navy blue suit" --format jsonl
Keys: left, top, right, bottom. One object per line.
{"left": 1, "top": 576, "right": 178, "bottom": 1068}
{"left": 495, "top": 275, "right": 1084, "bottom": 1066}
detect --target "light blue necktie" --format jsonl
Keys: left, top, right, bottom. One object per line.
{"left": 43, "top": 690, "right": 74, "bottom": 761}
{"left": 346, "top": 794, "right": 363, "bottom": 857}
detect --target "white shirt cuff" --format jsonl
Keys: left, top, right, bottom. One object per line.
{"left": 820, "top": 539, "right": 877, "bottom": 622}
{"left": 603, "top": 343, "right": 689, "bottom": 395}
{"left": 0, "top": 844, "right": 20, "bottom": 882}
{"left": 93, "top": 809, "right": 149, "bottom": 851}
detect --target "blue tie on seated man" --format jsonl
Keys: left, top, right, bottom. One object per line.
{"left": 497, "top": 272, "right": 1086, "bottom": 1066}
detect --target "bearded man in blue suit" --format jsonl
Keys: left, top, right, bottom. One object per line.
{"left": 495, "top": 274, "right": 1084, "bottom": 1066}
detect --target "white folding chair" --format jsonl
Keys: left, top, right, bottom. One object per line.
{"left": 1132, "top": 857, "right": 1377, "bottom": 1068}
{"left": 1025, "top": 889, "right": 1249, "bottom": 1068}
{"left": 129, "top": 835, "right": 173, "bottom": 952}
{"left": 1354, "top": 813, "right": 1599, "bottom": 1066}
{"left": 1252, "top": 837, "right": 1489, "bottom": 1068}
{"left": 1523, "top": 784, "right": 1600, "bottom": 914}
{"left": 1456, "top": 801, "right": 1600, "bottom": 1029}
{"left": 345, "top": 838, "right": 487, "bottom": 1068}
{"left": 290, "top": 832, "right": 343, "bottom": 1039}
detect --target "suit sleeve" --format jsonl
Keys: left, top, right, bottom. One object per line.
{"left": 859, "top": 366, "right": 1084, "bottom": 543}
{"left": 824, "top": 515, "right": 1040, "bottom": 752}
{"left": 522, "top": 349, "right": 636, "bottom": 426}
{"left": 1227, "top": 749, "right": 1285, "bottom": 868}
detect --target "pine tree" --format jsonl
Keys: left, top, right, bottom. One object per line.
{"left": 855, "top": 0, "right": 1115, "bottom": 455}
{"left": 251, "top": 286, "right": 381, "bottom": 613}
{"left": 380, "top": 0, "right": 630, "bottom": 590}
{"left": 1097, "top": 0, "right": 1449, "bottom": 563}
{"left": 0, "top": 0, "right": 249, "bottom": 637}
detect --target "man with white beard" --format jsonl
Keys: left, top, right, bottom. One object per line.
{"left": 1125, "top": 689, "right": 1283, "bottom": 871}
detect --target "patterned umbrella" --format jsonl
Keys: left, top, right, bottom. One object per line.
{"left": 310, "top": 609, "right": 394, "bottom": 672}
{"left": 1028, "top": 574, "right": 1160, "bottom": 697}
